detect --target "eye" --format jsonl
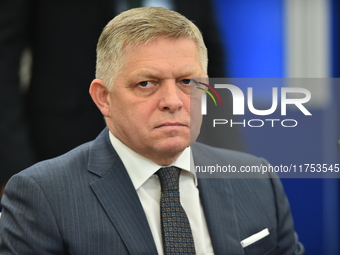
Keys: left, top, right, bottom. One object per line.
{"left": 139, "top": 81, "right": 150, "bottom": 87}
{"left": 182, "top": 79, "right": 193, "bottom": 85}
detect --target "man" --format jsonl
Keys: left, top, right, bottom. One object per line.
{"left": 0, "top": 7, "right": 304, "bottom": 254}
{"left": 0, "top": 0, "right": 239, "bottom": 196}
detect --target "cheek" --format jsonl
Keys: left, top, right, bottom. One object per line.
{"left": 117, "top": 102, "right": 156, "bottom": 128}
{"left": 108, "top": 96, "right": 132, "bottom": 125}
{"left": 110, "top": 93, "right": 136, "bottom": 116}
{"left": 189, "top": 96, "right": 203, "bottom": 129}
{"left": 183, "top": 95, "right": 193, "bottom": 111}
{"left": 189, "top": 95, "right": 201, "bottom": 115}
{"left": 190, "top": 110, "right": 202, "bottom": 130}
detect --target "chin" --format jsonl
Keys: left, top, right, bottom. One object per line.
{"left": 157, "top": 137, "right": 190, "bottom": 154}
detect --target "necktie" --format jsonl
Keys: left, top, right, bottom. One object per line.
{"left": 156, "top": 167, "right": 196, "bottom": 254}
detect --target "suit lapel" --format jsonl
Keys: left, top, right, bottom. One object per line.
{"left": 198, "top": 179, "right": 244, "bottom": 255}
{"left": 88, "top": 129, "right": 158, "bottom": 254}
{"left": 86, "top": 132, "right": 244, "bottom": 254}
{"left": 192, "top": 143, "right": 244, "bottom": 255}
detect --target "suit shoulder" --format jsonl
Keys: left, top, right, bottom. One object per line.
{"left": 14, "top": 141, "right": 93, "bottom": 181}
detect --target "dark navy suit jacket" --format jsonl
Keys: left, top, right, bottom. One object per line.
{"left": 0, "top": 128, "right": 304, "bottom": 254}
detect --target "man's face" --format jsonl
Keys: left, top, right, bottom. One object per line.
{"left": 106, "top": 37, "right": 205, "bottom": 165}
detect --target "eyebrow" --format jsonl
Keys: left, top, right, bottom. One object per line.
{"left": 133, "top": 69, "right": 201, "bottom": 80}
{"left": 134, "top": 71, "right": 158, "bottom": 78}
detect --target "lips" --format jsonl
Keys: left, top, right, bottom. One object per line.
{"left": 155, "top": 122, "right": 187, "bottom": 128}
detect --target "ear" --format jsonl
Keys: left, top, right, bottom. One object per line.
{"left": 89, "top": 79, "right": 111, "bottom": 117}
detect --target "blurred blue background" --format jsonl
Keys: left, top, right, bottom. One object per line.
{"left": 211, "top": 0, "right": 340, "bottom": 254}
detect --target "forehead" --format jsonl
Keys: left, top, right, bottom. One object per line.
{"left": 121, "top": 37, "right": 202, "bottom": 75}
{"left": 124, "top": 37, "right": 199, "bottom": 57}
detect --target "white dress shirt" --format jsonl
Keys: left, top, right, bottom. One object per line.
{"left": 109, "top": 132, "right": 214, "bottom": 255}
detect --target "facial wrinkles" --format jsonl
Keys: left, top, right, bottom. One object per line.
{"left": 105, "top": 38, "right": 204, "bottom": 165}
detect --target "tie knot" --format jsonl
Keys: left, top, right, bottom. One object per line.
{"left": 156, "top": 166, "right": 181, "bottom": 191}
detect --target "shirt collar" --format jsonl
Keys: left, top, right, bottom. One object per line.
{"left": 109, "top": 132, "right": 197, "bottom": 190}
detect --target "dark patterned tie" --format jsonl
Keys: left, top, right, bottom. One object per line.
{"left": 156, "top": 167, "right": 196, "bottom": 255}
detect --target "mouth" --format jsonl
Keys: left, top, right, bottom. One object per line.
{"left": 155, "top": 122, "right": 187, "bottom": 129}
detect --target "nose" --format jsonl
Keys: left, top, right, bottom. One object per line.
{"left": 158, "top": 80, "right": 184, "bottom": 113}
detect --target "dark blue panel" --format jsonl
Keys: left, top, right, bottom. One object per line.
{"left": 242, "top": 109, "right": 326, "bottom": 254}
{"left": 213, "top": 0, "right": 284, "bottom": 80}
{"left": 243, "top": 110, "right": 324, "bottom": 165}
{"left": 281, "top": 178, "right": 324, "bottom": 255}
{"left": 212, "top": 1, "right": 339, "bottom": 254}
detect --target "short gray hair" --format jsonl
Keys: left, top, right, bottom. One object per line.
{"left": 95, "top": 7, "right": 208, "bottom": 91}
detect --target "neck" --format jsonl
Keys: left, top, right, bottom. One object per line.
{"left": 150, "top": 153, "right": 182, "bottom": 166}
